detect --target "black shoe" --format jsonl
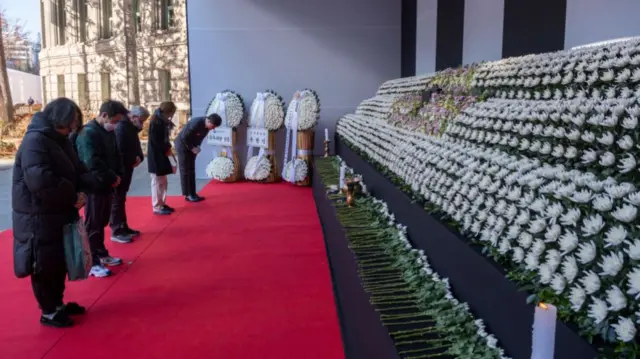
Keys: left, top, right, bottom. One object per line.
{"left": 123, "top": 226, "right": 141, "bottom": 237}
{"left": 60, "top": 302, "right": 86, "bottom": 316}
{"left": 195, "top": 195, "right": 205, "bottom": 201}
{"left": 41, "top": 311, "right": 74, "bottom": 328}
{"left": 110, "top": 230, "right": 133, "bottom": 244}
{"left": 163, "top": 205, "right": 175, "bottom": 212}
{"left": 153, "top": 208, "right": 172, "bottom": 215}
{"left": 185, "top": 195, "right": 203, "bottom": 203}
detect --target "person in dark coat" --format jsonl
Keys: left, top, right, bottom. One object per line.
{"left": 147, "top": 101, "right": 176, "bottom": 215}
{"left": 12, "top": 98, "right": 96, "bottom": 328}
{"left": 175, "top": 114, "right": 222, "bottom": 202}
{"left": 109, "top": 105, "right": 148, "bottom": 239}
{"left": 75, "top": 100, "right": 128, "bottom": 278}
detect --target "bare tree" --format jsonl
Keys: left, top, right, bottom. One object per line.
{"left": 0, "top": 20, "right": 14, "bottom": 123}
{"left": 122, "top": 0, "right": 140, "bottom": 105}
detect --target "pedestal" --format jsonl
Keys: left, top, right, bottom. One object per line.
{"left": 264, "top": 131, "right": 279, "bottom": 183}
{"left": 295, "top": 130, "right": 314, "bottom": 186}
{"left": 222, "top": 129, "right": 240, "bottom": 182}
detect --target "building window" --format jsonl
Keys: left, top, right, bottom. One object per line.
{"left": 51, "top": 0, "right": 66, "bottom": 45}
{"left": 40, "top": 1, "right": 47, "bottom": 48}
{"left": 75, "top": 0, "right": 87, "bottom": 42}
{"left": 42, "top": 76, "right": 48, "bottom": 104}
{"left": 77, "top": 74, "right": 87, "bottom": 107}
{"left": 100, "top": 72, "right": 111, "bottom": 100}
{"left": 158, "top": 69, "right": 171, "bottom": 101}
{"left": 100, "top": 0, "right": 113, "bottom": 39}
{"left": 133, "top": 0, "right": 142, "bottom": 33}
{"left": 156, "top": 0, "right": 175, "bottom": 30}
{"left": 57, "top": 74, "right": 65, "bottom": 97}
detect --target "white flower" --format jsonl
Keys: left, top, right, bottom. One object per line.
{"left": 625, "top": 192, "right": 640, "bottom": 206}
{"left": 524, "top": 252, "right": 540, "bottom": 270}
{"left": 572, "top": 189, "right": 593, "bottom": 203}
{"left": 587, "top": 297, "right": 608, "bottom": 324}
{"left": 517, "top": 232, "right": 534, "bottom": 248}
{"left": 581, "top": 131, "right": 595, "bottom": 143}
{"left": 528, "top": 218, "right": 547, "bottom": 234}
{"left": 597, "top": 132, "right": 615, "bottom": 146}
{"left": 581, "top": 214, "right": 604, "bottom": 236}
{"left": 250, "top": 92, "right": 285, "bottom": 130}
{"left": 244, "top": 155, "right": 272, "bottom": 181}
{"left": 581, "top": 149, "right": 598, "bottom": 164}
{"left": 599, "top": 152, "right": 616, "bottom": 167}
{"left": 206, "top": 156, "right": 235, "bottom": 181}
{"left": 600, "top": 252, "right": 625, "bottom": 277}
{"left": 622, "top": 116, "right": 638, "bottom": 129}
{"left": 539, "top": 264, "right": 554, "bottom": 284}
{"left": 627, "top": 267, "right": 640, "bottom": 299}
{"left": 551, "top": 274, "right": 566, "bottom": 294}
{"left": 604, "top": 226, "right": 627, "bottom": 247}
{"left": 580, "top": 270, "right": 601, "bottom": 294}
{"left": 206, "top": 91, "right": 245, "bottom": 128}
{"left": 618, "top": 154, "right": 637, "bottom": 173}
{"left": 544, "top": 224, "right": 561, "bottom": 242}
{"left": 611, "top": 204, "right": 638, "bottom": 223}
{"left": 561, "top": 256, "right": 579, "bottom": 283}
{"left": 559, "top": 230, "right": 579, "bottom": 254}
{"left": 617, "top": 135, "right": 634, "bottom": 150}
{"left": 592, "top": 195, "right": 613, "bottom": 212}
{"left": 569, "top": 285, "right": 586, "bottom": 311}
{"left": 626, "top": 239, "right": 640, "bottom": 260}
{"left": 612, "top": 317, "right": 637, "bottom": 342}
{"left": 283, "top": 159, "right": 309, "bottom": 183}
{"left": 512, "top": 247, "right": 525, "bottom": 263}
{"left": 560, "top": 208, "right": 580, "bottom": 226}
{"left": 285, "top": 90, "right": 320, "bottom": 130}
{"left": 577, "top": 241, "right": 598, "bottom": 264}
{"left": 605, "top": 286, "right": 627, "bottom": 312}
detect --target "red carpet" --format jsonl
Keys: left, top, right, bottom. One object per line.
{"left": 0, "top": 183, "right": 344, "bottom": 359}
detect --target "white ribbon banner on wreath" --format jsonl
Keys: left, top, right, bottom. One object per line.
{"left": 207, "top": 92, "right": 234, "bottom": 160}
{"left": 247, "top": 93, "right": 267, "bottom": 177}
{"left": 282, "top": 94, "right": 300, "bottom": 183}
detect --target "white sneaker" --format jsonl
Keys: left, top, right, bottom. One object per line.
{"left": 100, "top": 256, "right": 123, "bottom": 267}
{"left": 89, "top": 265, "right": 112, "bottom": 278}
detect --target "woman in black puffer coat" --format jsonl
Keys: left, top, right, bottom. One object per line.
{"left": 12, "top": 98, "right": 96, "bottom": 328}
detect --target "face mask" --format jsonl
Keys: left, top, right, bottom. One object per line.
{"left": 103, "top": 123, "right": 116, "bottom": 132}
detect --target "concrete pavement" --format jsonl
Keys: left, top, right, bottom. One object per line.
{"left": 0, "top": 160, "right": 210, "bottom": 231}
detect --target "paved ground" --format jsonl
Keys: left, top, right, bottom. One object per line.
{"left": 0, "top": 160, "right": 210, "bottom": 231}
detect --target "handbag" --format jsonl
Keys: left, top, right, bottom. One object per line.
{"left": 63, "top": 219, "right": 92, "bottom": 281}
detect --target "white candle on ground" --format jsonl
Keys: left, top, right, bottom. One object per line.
{"left": 531, "top": 302, "right": 557, "bottom": 359}
{"left": 339, "top": 165, "right": 346, "bottom": 189}
{"left": 325, "top": 128, "right": 329, "bottom": 142}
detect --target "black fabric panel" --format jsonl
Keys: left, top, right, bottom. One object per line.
{"left": 502, "top": 0, "right": 567, "bottom": 57}
{"left": 312, "top": 169, "right": 399, "bottom": 359}
{"left": 435, "top": 0, "right": 464, "bottom": 70}
{"left": 335, "top": 137, "right": 598, "bottom": 359}
{"left": 401, "top": 0, "right": 417, "bottom": 77}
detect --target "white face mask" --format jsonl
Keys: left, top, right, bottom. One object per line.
{"left": 103, "top": 122, "right": 116, "bottom": 132}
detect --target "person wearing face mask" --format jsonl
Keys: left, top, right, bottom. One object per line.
{"left": 175, "top": 113, "right": 222, "bottom": 202}
{"left": 147, "top": 101, "right": 177, "bottom": 215}
{"left": 12, "top": 98, "right": 97, "bottom": 327}
{"left": 75, "top": 100, "right": 128, "bottom": 278}
{"left": 109, "top": 105, "right": 148, "bottom": 240}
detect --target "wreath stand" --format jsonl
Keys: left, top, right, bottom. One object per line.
{"left": 295, "top": 130, "right": 314, "bottom": 186}
{"left": 265, "top": 131, "right": 279, "bottom": 183}
{"left": 222, "top": 128, "right": 240, "bottom": 182}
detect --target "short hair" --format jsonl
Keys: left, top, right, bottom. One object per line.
{"left": 206, "top": 113, "right": 222, "bottom": 127}
{"left": 99, "top": 100, "right": 129, "bottom": 117}
{"left": 130, "top": 105, "right": 150, "bottom": 118}
{"left": 42, "top": 97, "right": 81, "bottom": 130}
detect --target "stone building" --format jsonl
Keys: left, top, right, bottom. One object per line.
{"left": 38, "top": 0, "right": 190, "bottom": 120}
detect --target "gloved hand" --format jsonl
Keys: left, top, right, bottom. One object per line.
{"left": 192, "top": 147, "right": 201, "bottom": 154}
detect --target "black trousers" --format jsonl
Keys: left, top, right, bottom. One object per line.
{"left": 31, "top": 244, "right": 66, "bottom": 314}
{"left": 176, "top": 144, "right": 196, "bottom": 197}
{"left": 109, "top": 166, "right": 134, "bottom": 232}
{"left": 85, "top": 193, "right": 112, "bottom": 265}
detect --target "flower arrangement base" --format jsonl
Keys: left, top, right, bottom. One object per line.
{"left": 222, "top": 129, "right": 240, "bottom": 183}
{"left": 295, "top": 130, "right": 314, "bottom": 187}
{"left": 262, "top": 131, "right": 279, "bottom": 183}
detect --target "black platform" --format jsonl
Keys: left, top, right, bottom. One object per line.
{"left": 330, "top": 137, "right": 598, "bottom": 359}
{"left": 312, "top": 168, "right": 400, "bottom": 359}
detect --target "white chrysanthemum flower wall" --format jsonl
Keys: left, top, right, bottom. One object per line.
{"left": 334, "top": 37, "right": 640, "bottom": 355}
{"left": 206, "top": 157, "right": 235, "bottom": 181}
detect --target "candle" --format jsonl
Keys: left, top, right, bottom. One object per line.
{"left": 339, "top": 165, "right": 346, "bottom": 189}
{"left": 531, "top": 302, "right": 557, "bottom": 359}
{"left": 325, "top": 128, "right": 329, "bottom": 142}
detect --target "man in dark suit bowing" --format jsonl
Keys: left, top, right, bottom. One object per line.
{"left": 175, "top": 114, "right": 222, "bottom": 202}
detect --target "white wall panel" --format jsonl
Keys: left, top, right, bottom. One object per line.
{"left": 415, "top": 0, "right": 437, "bottom": 75}
{"left": 462, "top": 0, "right": 504, "bottom": 64}
{"left": 565, "top": 0, "right": 640, "bottom": 49}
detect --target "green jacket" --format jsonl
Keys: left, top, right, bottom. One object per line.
{"left": 75, "top": 119, "right": 124, "bottom": 193}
